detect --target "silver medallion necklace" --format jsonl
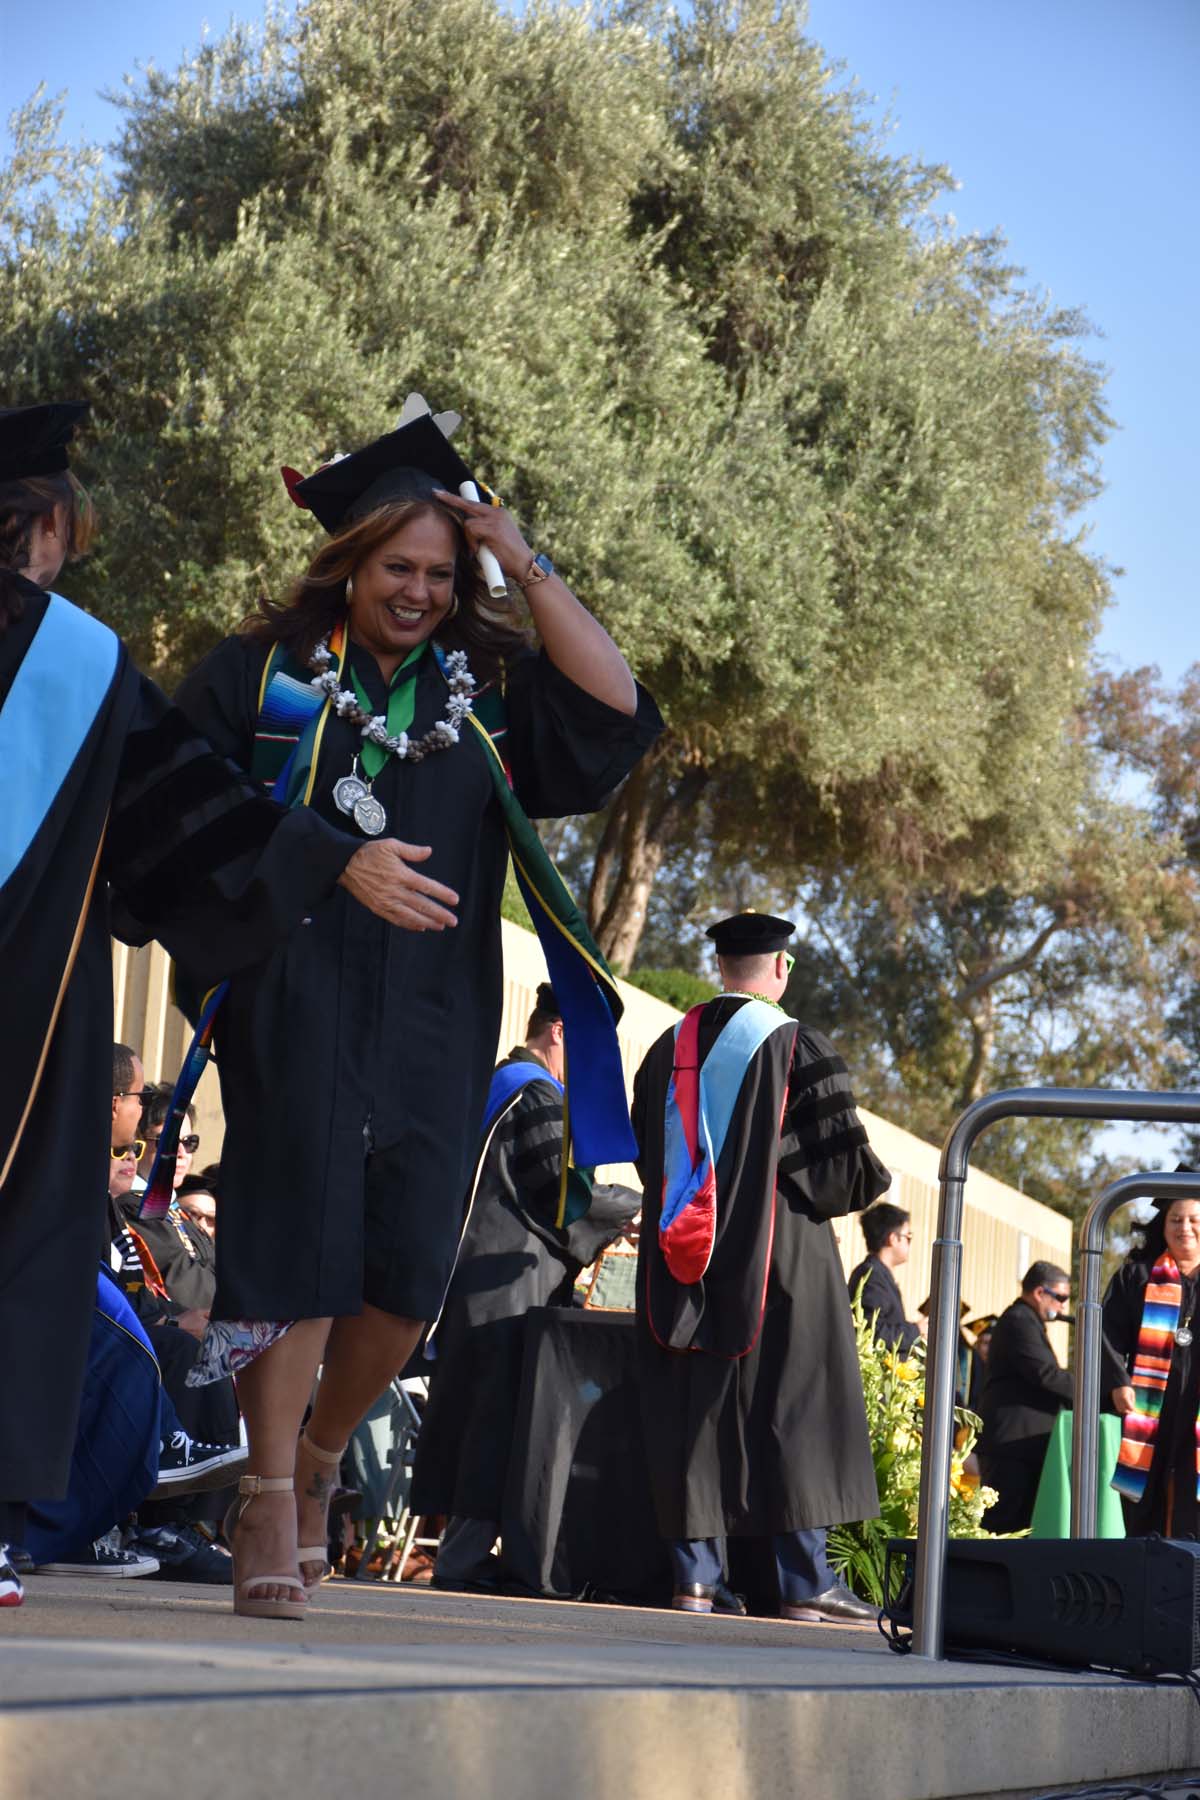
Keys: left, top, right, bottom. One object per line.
{"left": 332, "top": 755, "right": 370, "bottom": 818}
{"left": 308, "top": 638, "right": 477, "bottom": 837}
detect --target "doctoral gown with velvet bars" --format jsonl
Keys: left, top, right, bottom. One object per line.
{"left": 0, "top": 582, "right": 357, "bottom": 1504}
{"left": 631, "top": 997, "right": 891, "bottom": 1539}
{"left": 173, "top": 633, "right": 661, "bottom": 1324}
{"left": 410, "top": 1047, "right": 640, "bottom": 1522}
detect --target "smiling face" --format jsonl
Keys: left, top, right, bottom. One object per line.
{"left": 1165, "top": 1200, "right": 1200, "bottom": 1272}
{"left": 346, "top": 508, "right": 457, "bottom": 675}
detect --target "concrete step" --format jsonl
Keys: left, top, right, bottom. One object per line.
{"left": 2, "top": 1579, "right": 1197, "bottom": 1800}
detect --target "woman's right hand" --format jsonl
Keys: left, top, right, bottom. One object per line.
{"left": 1111, "top": 1384, "right": 1137, "bottom": 1415}
{"left": 339, "top": 840, "right": 459, "bottom": 931}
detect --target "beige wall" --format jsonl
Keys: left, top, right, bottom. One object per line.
{"left": 113, "top": 925, "right": 1071, "bottom": 1350}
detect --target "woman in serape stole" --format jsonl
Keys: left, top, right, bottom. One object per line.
{"left": 1104, "top": 1188, "right": 1200, "bottom": 1537}
{"left": 173, "top": 403, "right": 661, "bottom": 1618}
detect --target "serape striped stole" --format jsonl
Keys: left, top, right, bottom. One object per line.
{"left": 1112, "top": 1253, "right": 1200, "bottom": 1502}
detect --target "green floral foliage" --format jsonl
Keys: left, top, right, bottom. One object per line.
{"left": 622, "top": 966, "right": 718, "bottom": 1011}
{"left": 827, "top": 1296, "right": 998, "bottom": 1605}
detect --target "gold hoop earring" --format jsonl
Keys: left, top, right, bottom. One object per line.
{"left": 345, "top": 577, "right": 354, "bottom": 604}
{"left": 447, "top": 594, "right": 459, "bottom": 620}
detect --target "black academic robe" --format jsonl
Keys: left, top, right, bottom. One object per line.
{"left": 1103, "top": 1260, "right": 1200, "bottom": 1538}
{"left": 631, "top": 998, "right": 891, "bottom": 1540}
{"left": 410, "top": 1047, "right": 640, "bottom": 1521}
{"left": 1, "top": 584, "right": 355, "bottom": 1504}
{"left": 848, "top": 1255, "right": 920, "bottom": 1354}
{"left": 174, "top": 634, "right": 661, "bottom": 1323}
{"left": 116, "top": 1190, "right": 217, "bottom": 1313}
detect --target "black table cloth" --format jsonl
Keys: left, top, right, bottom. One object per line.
{"left": 501, "top": 1308, "right": 671, "bottom": 1603}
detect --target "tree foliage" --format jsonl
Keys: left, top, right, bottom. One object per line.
{"left": 3, "top": 0, "right": 1168, "bottom": 1204}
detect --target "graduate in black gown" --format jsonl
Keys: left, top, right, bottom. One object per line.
{"left": 410, "top": 982, "right": 639, "bottom": 1585}
{"left": 632, "top": 913, "right": 890, "bottom": 1621}
{"left": 0, "top": 403, "right": 423, "bottom": 1585}
{"left": 172, "top": 402, "right": 661, "bottom": 1617}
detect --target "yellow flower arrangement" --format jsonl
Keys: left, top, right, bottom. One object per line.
{"left": 827, "top": 1295, "right": 999, "bottom": 1605}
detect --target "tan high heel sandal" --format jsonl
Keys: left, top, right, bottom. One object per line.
{"left": 224, "top": 1475, "right": 308, "bottom": 1621}
{"left": 296, "top": 1431, "right": 345, "bottom": 1586}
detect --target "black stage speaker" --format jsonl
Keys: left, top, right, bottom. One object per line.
{"left": 887, "top": 1537, "right": 1200, "bottom": 1675}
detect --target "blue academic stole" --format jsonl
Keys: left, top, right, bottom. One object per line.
{"left": 659, "top": 999, "right": 797, "bottom": 1283}
{"left": 0, "top": 593, "right": 119, "bottom": 886}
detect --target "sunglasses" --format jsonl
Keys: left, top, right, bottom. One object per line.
{"left": 1041, "top": 1288, "right": 1070, "bottom": 1304}
{"left": 145, "top": 1132, "right": 200, "bottom": 1155}
{"left": 111, "top": 1141, "right": 146, "bottom": 1161}
{"left": 114, "top": 1089, "right": 147, "bottom": 1101}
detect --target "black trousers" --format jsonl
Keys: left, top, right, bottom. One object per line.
{"left": 979, "top": 1454, "right": 1044, "bottom": 1534}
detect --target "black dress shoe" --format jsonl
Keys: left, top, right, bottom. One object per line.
{"left": 671, "top": 1581, "right": 715, "bottom": 1613}
{"left": 712, "top": 1578, "right": 747, "bottom": 1616}
{"left": 781, "top": 1581, "right": 877, "bottom": 1624}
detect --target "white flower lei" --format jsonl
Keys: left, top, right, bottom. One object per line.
{"left": 308, "top": 638, "right": 476, "bottom": 764}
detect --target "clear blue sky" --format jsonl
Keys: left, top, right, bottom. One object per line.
{"left": 2, "top": 0, "right": 1196, "bottom": 684}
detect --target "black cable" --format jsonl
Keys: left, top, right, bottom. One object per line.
{"left": 1025, "top": 1780, "right": 1200, "bottom": 1800}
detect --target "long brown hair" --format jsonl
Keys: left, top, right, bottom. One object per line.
{"left": 0, "top": 471, "right": 96, "bottom": 629}
{"left": 248, "top": 498, "right": 529, "bottom": 682}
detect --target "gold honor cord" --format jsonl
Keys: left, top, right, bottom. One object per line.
{"left": 0, "top": 821, "right": 108, "bottom": 1192}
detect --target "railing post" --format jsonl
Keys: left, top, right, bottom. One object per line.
{"left": 911, "top": 1088, "right": 1200, "bottom": 1661}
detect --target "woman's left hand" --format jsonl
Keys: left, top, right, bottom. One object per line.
{"left": 433, "top": 489, "right": 534, "bottom": 583}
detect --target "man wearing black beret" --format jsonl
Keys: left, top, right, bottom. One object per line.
{"left": 632, "top": 911, "right": 890, "bottom": 1621}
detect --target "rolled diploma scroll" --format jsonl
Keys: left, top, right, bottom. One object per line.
{"left": 458, "top": 481, "right": 509, "bottom": 599}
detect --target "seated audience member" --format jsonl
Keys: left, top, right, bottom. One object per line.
{"left": 107, "top": 1048, "right": 243, "bottom": 1582}
{"left": 177, "top": 1173, "right": 218, "bottom": 1244}
{"left": 23, "top": 1272, "right": 165, "bottom": 1581}
{"left": 847, "top": 1203, "right": 925, "bottom": 1353}
{"left": 977, "top": 1261, "right": 1073, "bottom": 1532}
{"left": 125, "top": 1087, "right": 214, "bottom": 1311}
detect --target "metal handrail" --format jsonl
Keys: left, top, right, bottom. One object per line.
{"left": 912, "top": 1087, "right": 1200, "bottom": 1660}
{"left": 1071, "top": 1169, "right": 1200, "bottom": 1535}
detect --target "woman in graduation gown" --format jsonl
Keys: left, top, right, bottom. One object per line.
{"left": 0, "top": 403, "right": 421, "bottom": 1580}
{"left": 1104, "top": 1192, "right": 1200, "bottom": 1538}
{"left": 173, "top": 407, "right": 661, "bottom": 1616}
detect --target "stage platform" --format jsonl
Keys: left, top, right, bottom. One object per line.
{"left": 2, "top": 1576, "right": 1198, "bottom": 1800}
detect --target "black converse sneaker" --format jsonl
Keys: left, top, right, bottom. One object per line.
{"left": 34, "top": 1528, "right": 159, "bottom": 1578}
{"left": 149, "top": 1428, "right": 248, "bottom": 1499}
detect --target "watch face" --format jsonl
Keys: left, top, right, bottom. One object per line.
{"left": 534, "top": 553, "right": 554, "bottom": 577}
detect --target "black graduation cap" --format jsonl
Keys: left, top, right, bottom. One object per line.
{"left": 282, "top": 394, "right": 481, "bottom": 535}
{"left": 0, "top": 401, "right": 88, "bottom": 483}
{"left": 705, "top": 912, "right": 795, "bottom": 956}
